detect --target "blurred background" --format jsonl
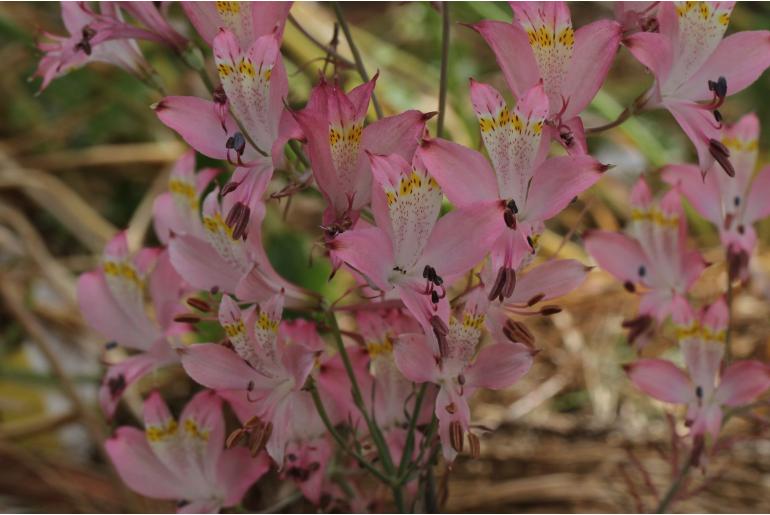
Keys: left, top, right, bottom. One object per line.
{"left": 2, "top": 1, "right": 770, "bottom": 512}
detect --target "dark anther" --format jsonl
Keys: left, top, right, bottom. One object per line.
{"left": 503, "top": 268, "right": 516, "bottom": 299}
{"left": 449, "top": 420, "right": 464, "bottom": 453}
{"left": 559, "top": 126, "right": 574, "bottom": 147}
{"left": 226, "top": 131, "right": 247, "bottom": 156}
{"left": 638, "top": 265, "right": 646, "bottom": 277}
{"left": 173, "top": 314, "right": 201, "bottom": 324}
{"left": 641, "top": 16, "right": 659, "bottom": 32}
{"left": 540, "top": 305, "right": 561, "bottom": 316}
{"left": 737, "top": 224, "right": 745, "bottom": 234}
{"left": 430, "top": 315, "right": 449, "bottom": 357}
{"left": 75, "top": 26, "right": 96, "bottom": 55}
{"left": 527, "top": 235, "right": 535, "bottom": 252}
{"left": 287, "top": 453, "right": 297, "bottom": 462}
{"left": 506, "top": 199, "right": 519, "bottom": 214}
{"left": 503, "top": 208, "right": 517, "bottom": 229}
{"left": 727, "top": 246, "right": 749, "bottom": 281}
{"left": 503, "top": 319, "right": 535, "bottom": 347}
{"left": 226, "top": 202, "right": 251, "bottom": 240}
{"left": 431, "top": 290, "right": 440, "bottom": 304}
{"left": 708, "top": 76, "right": 727, "bottom": 99}
{"left": 177, "top": 500, "right": 190, "bottom": 509}
{"left": 488, "top": 266, "right": 507, "bottom": 301}
{"left": 623, "top": 280, "right": 636, "bottom": 293}
{"left": 734, "top": 196, "right": 741, "bottom": 207}
{"left": 488, "top": 267, "right": 515, "bottom": 301}
{"left": 713, "top": 109, "right": 722, "bottom": 123}
{"left": 186, "top": 297, "right": 211, "bottom": 312}
{"left": 423, "top": 264, "right": 434, "bottom": 280}
{"left": 695, "top": 385, "right": 703, "bottom": 399}
{"left": 621, "top": 314, "right": 653, "bottom": 345}
{"left": 433, "top": 273, "right": 444, "bottom": 286}
{"left": 527, "top": 293, "right": 545, "bottom": 307}
{"left": 709, "top": 138, "right": 735, "bottom": 177}
{"left": 458, "top": 374, "right": 466, "bottom": 386}
{"left": 105, "top": 341, "right": 118, "bottom": 350}
{"left": 107, "top": 374, "right": 126, "bottom": 398}
{"left": 221, "top": 180, "right": 240, "bottom": 196}
{"left": 210, "top": 285, "right": 220, "bottom": 295}
{"left": 213, "top": 85, "right": 227, "bottom": 105}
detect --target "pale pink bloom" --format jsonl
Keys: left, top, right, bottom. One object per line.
{"left": 167, "top": 177, "right": 309, "bottom": 307}
{"left": 180, "top": 293, "right": 327, "bottom": 466}
{"left": 106, "top": 390, "right": 269, "bottom": 513}
{"left": 584, "top": 178, "right": 706, "bottom": 340}
{"left": 94, "top": 2, "right": 188, "bottom": 51}
{"left": 663, "top": 113, "right": 770, "bottom": 278}
{"left": 291, "top": 76, "right": 431, "bottom": 235}
{"left": 155, "top": 27, "right": 294, "bottom": 229}
{"left": 614, "top": 2, "right": 660, "bottom": 34}
{"left": 471, "top": 1, "right": 621, "bottom": 153}
{"left": 182, "top": 1, "right": 292, "bottom": 48}
{"left": 627, "top": 299, "right": 770, "bottom": 440}
{"left": 35, "top": 2, "right": 150, "bottom": 91}
{"left": 331, "top": 152, "right": 502, "bottom": 332}
{"left": 625, "top": 1, "right": 770, "bottom": 174}
{"left": 152, "top": 150, "right": 220, "bottom": 244}
{"left": 418, "top": 82, "right": 605, "bottom": 292}
{"left": 77, "top": 232, "right": 188, "bottom": 416}
{"left": 394, "top": 287, "right": 534, "bottom": 461}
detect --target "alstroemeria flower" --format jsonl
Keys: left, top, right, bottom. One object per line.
{"left": 394, "top": 288, "right": 534, "bottom": 461}
{"left": 418, "top": 82, "right": 605, "bottom": 296}
{"left": 626, "top": 299, "right": 770, "bottom": 440}
{"left": 585, "top": 178, "right": 706, "bottom": 344}
{"left": 91, "top": 2, "right": 188, "bottom": 51}
{"left": 663, "top": 112, "right": 770, "bottom": 279}
{"left": 292, "top": 76, "right": 431, "bottom": 235}
{"left": 332, "top": 152, "right": 501, "bottom": 332}
{"left": 153, "top": 150, "right": 220, "bottom": 244}
{"left": 106, "top": 390, "right": 270, "bottom": 513}
{"left": 156, "top": 26, "right": 294, "bottom": 233}
{"left": 77, "top": 232, "right": 188, "bottom": 416}
{"left": 182, "top": 1, "right": 292, "bottom": 48}
{"left": 167, "top": 179, "right": 310, "bottom": 307}
{"left": 35, "top": 2, "right": 151, "bottom": 91}
{"left": 614, "top": 2, "right": 660, "bottom": 34}
{"left": 625, "top": 1, "right": 770, "bottom": 174}
{"left": 180, "top": 293, "right": 327, "bottom": 466}
{"left": 471, "top": 1, "right": 621, "bottom": 153}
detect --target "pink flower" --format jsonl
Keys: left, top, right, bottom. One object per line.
{"left": 624, "top": 2, "right": 770, "bottom": 174}
{"left": 418, "top": 82, "right": 605, "bottom": 295}
{"left": 77, "top": 232, "right": 188, "bottom": 416}
{"left": 470, "top": 1, "right": 621, "bottom": 153}
{"left": 291, "top": 76, "right": 431, "bottom": 235}
{"left": 152, "top": 150, "right": 220, "bottom": 244}
{"left": 167, "top": 177, "right": 310, "bottom": 307}
{"left": 663, "top": 113, "right": 770, "bottom": 279}
{"left": 182, "top": 1, "right": 292, "bottom": 48}
{"left": 331, "top": 152, "right": 502, "bottom": 332}
{"left": 394, "top": 287, "right": 534, "bottom": 461}
{"left": 95, "top": 2, "right": 188, "bottom": 51}
{"left": 180, "top": 293, "right": 327, "bottom": 466}
{"left": 35, "top": 2, "right": 151, "bottom": 91}
{"left": 614, "top": 2, "right": 660, "bottom": 34}
{"left": 584, "top": 178, "right": 706, "bottom": 344}
{"left": 626, "top": 299, "right": 770, "bottom": 440}
{"left": 105, "top": 390, "right": 270, "bottom": 513}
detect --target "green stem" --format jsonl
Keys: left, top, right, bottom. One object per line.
{"left": 655, "top": 457, "right": 692, "bottom": 513}
{"left": 288, "top": 13, "right": 355, "bottom": 69}
{"left": 437, "top": 2, "right": 450, "bottom": 138}
{"left": 307, "top": 380, "right": 392, "bottom": 484}
{"left": 332, "top": 2, "right": 383, "bottom": 119}
{"left": 397, "top": 383, "right": 428, "bottom": 480}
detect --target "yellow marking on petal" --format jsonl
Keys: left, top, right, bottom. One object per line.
{"left": 103, "top": 261, "right": 143, "bottom": 286}
{"left": 256, "top": 312, "right": 279, "bottom": 332}
{"left": 169, "top": 179, "right": 199, "bottom": 211}
{"left": 631, "top": 208, "right": 680, "bottom": 227}
{"left": 386, "top": 191, "right": 397, "bottom": 206}
{"left": 511, "top": 112, "right": 523, "bottom": 133}
{"left": 217, "top": 63, "right": 234, "bottom": 77}
{"left": 674, "top": 322, "right": 726, "bottom": 343}
{"left": 202, "top": 213, "right": 234, "bottom": 239}
{"left": 462, "top": 312, "right": 486, "bottom": 330}
{"left": 223, "top": 320, "right": 246, "bottom": 338}
{"left": 366, "top": 337, "right": 393, "bottom": 359}
{"left": 238, "top": 59, "right": 256, "bottom": 78}
{"left": 184, "top": 419, "right": 210, "bottom": 441}
{"left": 557, "top": 27, "right": 575, "bottom": 47}
{"left": 146, "top": 420, "right": 178, "bottom": 442}
{"left": 216, "top": 1, "right": 240, "bottom": 15}
{"left": 722, "top": 136, "right": 758, "bottom": 153}
{"left": 718, "top": 12, "right": 730, "bottom": 25}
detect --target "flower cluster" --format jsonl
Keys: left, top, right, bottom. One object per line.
{"left": 37, "top": 1, "right": 770, "bottom": 512}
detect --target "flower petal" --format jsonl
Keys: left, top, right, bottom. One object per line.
{"left": 393, "top": 333, "right": 439, "bottom": 384}
{"left": 465, "top": 342, "right": 533, "bottom": 390}
{"left": 626, "top": 359, "right": 693, "bottom": 404}
{"left": 181, "top": 344, "right": 262, "bottom": 391}
{"left": 716, "top": 360, "right": 770, "bottom": 406}
{"left": 508, "top": 259, "right": 590, "bottom": 305}
{"left": 154, "top": 96, "right": 238, "bottom": 160}
{"left": 584, "top": 230, "right": 650, "bottom": 286}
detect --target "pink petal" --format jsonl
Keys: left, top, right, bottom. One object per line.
{"left": 465, "top": 343, "right": 533, "bottom": 390}
{"left": 681, "top": 339, "right": 723, "bottom": 397}
{"left": 393, "top": 333, "right": 439, "bottom": 384}
{"left": 522, "top": 155, "right": 604, "bottom": 222}
{"left": 417, "top": 138, "right": 499, "bottom": 207}
{"left": 99, "top": 352, "right": 161, "bottom": 417}
{"left": 154, "top": 96, "right": 237, "bottom": 160}
{"left": 180, "top": 344, "right": 262, "bottom": 391}
{"left": 179, "top": 390, "right": 225, "bottom": 483}
{"left": 623, "top": 31, "right": 673, "bottom": 89}
{"left": 716, "top": 361, "right": 770, "bottom": 406}
{"left": 508, "top": 259, "right": 590, "bottom": 305}
{"left": 626, "top": 359, "right": 694, "bottom": 404}
{"left": 584, "top": 230, "right": 650, "bottom": 285}
{"left": 666, "top": 100, "right": 721, "bottom": 172}
{"left": 661, "top": 164, "right": 722, "bottom": 224}
{"left": 219, "top": 449, "right": 271, "bottom": 507}
{"left": 470, "top": 20, "right": 540, "bottom": 99}
{"left": 105, "top": 426, "right": 182, "bottom": 500}
{"left": 362, "top": 109, "right": 429, "bottom": 159}
{"left": 181, "top": 1, "right": 290, "bottom": 47}
{"left": 678, "top": 31, "right": 770, "bottom": 102}
{"left": 77, "top": 271, "right": 159, "bottom": 350}
{"left": 562, "top": 19, "right": 622, "bottom": 118}
{"left": 331, "top": 226, "right": 394, "bottom": 291}
{"left": 743, "top": 165, "right": 770, "bottom": 224}
{"left": 149, "top": 250, "right": 187, "bottom": 330}
{"left": 168, "top": 234, "right": 242, "bottom": 294}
